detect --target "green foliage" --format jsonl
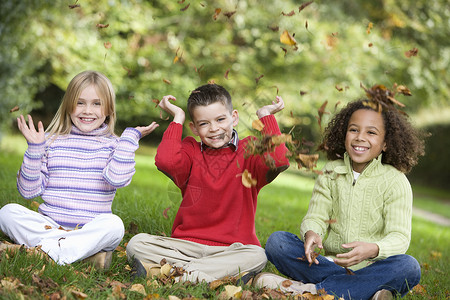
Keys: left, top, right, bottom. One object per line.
{"left": 0, "top": 0, "right": 448, "bottom": 141}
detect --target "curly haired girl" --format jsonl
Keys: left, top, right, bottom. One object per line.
{"left": 259, "top": 86, "right": 425, "bottom": 300}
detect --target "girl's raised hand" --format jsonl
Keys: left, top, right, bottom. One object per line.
{"left": 135, "top": 122, "right": 159, "bottom": 138}
{"left": 17, "top": 115, "right": 45, "bottom": 144}
{"left": 256, "top": 96, "right": 285, "bottom": 118}
{"left": 158, "top": 95, "right": 185, "bottom": 124}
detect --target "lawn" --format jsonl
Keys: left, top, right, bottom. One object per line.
{"left": 0, "top": 135, "right": 449, "bottom": 299}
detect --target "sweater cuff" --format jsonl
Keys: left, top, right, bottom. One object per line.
{"left": 260, "top": 115, "right": 281, "bottom": 135}
{"left": 122, "top": 127, "right": 142, "bottom": 143}
{"left": 163, "top": 122, "right": 183, "bottom": 139}
{"left": 25, "top": 141, "right": 46, "bottom": 158}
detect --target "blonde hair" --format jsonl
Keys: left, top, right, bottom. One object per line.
{"left": 46, "top": 70, "right": 116, "bottom": 137}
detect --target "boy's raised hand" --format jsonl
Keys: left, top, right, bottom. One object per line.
{"left": 17, "top": 115, "right": 45, "bottom": 144}
{"left": 135, "top": 122, "right": 159, "bottom": 138}
{"left": 256, "top": 96, "right": 285, "bottom": 119}
{"left": 158, "top": 95, "right": 185, "bottom": 124}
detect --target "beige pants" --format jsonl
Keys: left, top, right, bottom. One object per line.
{"left": 126, "top": 233, "right": 267, "bottom": 283}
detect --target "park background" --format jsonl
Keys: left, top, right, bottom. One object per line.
{"left": 0, "top": 0, "right": 449, "bottom": 299}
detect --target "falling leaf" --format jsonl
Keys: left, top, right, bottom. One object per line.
{"left": 316, "top": 100, "right": 329, "bottom": 129}
{"left": 299, "top": 1, "right": 314, "bottom": 12}
{"left": 271, "top": 134, "right": 293, "bottom": 146}
{"left": 163, "top": 207, "right": 171, "bottom": 219}
{"left": 68, "top": 1, "right": 80, "bottom": 9}
{"left": 305, "top": 20, "right": 309, "bottom": 30}
{"left": 224, "top": 69, "right": 230, "bottom": 79}
{"left": 252, "top": 120, "right": 265, "bottom": 131}
{"left": 405, "top": 47, "right": 418, "bottom": 58}
{"left": 96, "top": 23, "right": 109, "bottom": 28}
{"left": 173, "top": 47, "right": 183, "bottom": 64}
{"left": 122, "top": 66, "right": 132, "bottom": 76}
{"left": 45, "top": 225, "right": 52, "bottom": 230}
{"left": 178, "top": 0, "right": 185, "bottom": 3}
{"left": 272, "top": 85, "right": 279, "bottom": 95}
{"left": 296, "top": 153, "right": 319, "bottom": 169}
{"left": 224, "top": 11, "right": 236, "bottom": 19}
{"left": 300, "top": 90, "right": 308, "bottom": 96}
{"left": 163, "top": 79, "right": 171, "bottom": 85}
{"left": 180, "top": 3, "right": 190, "bottom": 11}
{"left": 280, "top": 30, "right": 297, "bottom": 46}
{"left": 368, "top": 42, "right": 373, "bottom": 47}
{"left": 366, "top": 22, "right": 373, "bottom": 34}
{"left": 213, "top": 8, "right": 221, "bottom": 20}
{"left": 104, "top": 42, "right": 112, "bottom": 49}
{"left": 241, "top": 170, "right": 257, "bottom": 188}
{"left": 9, "top": 105, "right": 19, "bottom": 113}
{"left": 396, "top": 85, "right": 412, "bottom": 96}
{"left": 281, "top": 47, "right": 287, "bottom": 56}
{"left": 255, "top": 74, "right": 264, "bottom": 84}
{"left": 335, "top": 84, "right": 344, "bottom": 92}
{"left": 281, "top": 10, "right": 295, "bottom": 16}
{"left": 152, "top": 98, "right": 160, "bottom": 108}
{"left": 194, "top": 64, "right": 204, "bottom": 73}
{"left": 268, "top": 25, "right": 279, "bottom": 32}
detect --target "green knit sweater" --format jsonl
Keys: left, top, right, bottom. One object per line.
{"left": 300, "top": 153, "right": 412, "bottom": 270}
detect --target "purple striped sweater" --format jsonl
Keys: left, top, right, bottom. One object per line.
{"left": 17, "top": 124, "right": 141, "bottom": 227}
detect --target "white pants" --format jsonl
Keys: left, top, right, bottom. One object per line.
{"left": 0, "top": 203, "right": 124, "bottom": 265}
{"left": 126, "top": 233, "right": 267, "bottom": 283}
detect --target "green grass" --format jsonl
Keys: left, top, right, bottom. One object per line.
{"left": 1, "top": 135, "right": 449, "bottom": 299}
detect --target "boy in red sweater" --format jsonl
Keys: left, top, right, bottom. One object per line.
{"left": 126, "top": 84, "right": 289, "bottom": 283}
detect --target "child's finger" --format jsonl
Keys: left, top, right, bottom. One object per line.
{"left": 37, "top": 121, "right": 45, "bottom": 134}
{"left": 27, "top": 115, "right": 36, "bottom": 132}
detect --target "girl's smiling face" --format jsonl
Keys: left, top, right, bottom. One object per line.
{"left": 70, "top": 85, "right": 107, "bottom": 132}
{"left": 345, "top": 109, "right": 387, "bottom": 173}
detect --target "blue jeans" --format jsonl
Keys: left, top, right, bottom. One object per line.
{"left": 265, "top": 231, "right": 421, "bottom": 300}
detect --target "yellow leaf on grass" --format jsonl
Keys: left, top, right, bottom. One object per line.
{"left": 224, "top": 285, "right": 242, "bottom": 298}
{"left": 280, "top": 30, "right": 297, "bottom": 46}
{"left": 130, "top": 283, "right": 146, "bottom": 295}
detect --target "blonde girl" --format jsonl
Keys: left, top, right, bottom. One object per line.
{"left": 0, "top": 70, "right": 158, "bottom": 268}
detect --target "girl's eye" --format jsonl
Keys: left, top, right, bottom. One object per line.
{"left": 77, "top": 101, "right": 84, "bottom": 105}
{"left": 348, "top": 128, "right": 357, "bottom": 132}
{"left": 94, "top": 102, "right": 101, "bottom": 106}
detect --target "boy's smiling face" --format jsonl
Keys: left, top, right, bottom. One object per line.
{"left": 189, "top": 102, "right": 239, "bottom": 149}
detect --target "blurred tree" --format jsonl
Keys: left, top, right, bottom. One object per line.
{"left": 0, "top": 0, "right": 448, "bottom": 144}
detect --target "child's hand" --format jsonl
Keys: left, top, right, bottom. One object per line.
{"left": 256, "top": 96, "right": 285, "bottom": 118}
{"left": 158, "top": 95, "right": 185, "bottom": 124}
{"left": 304, "top": 230, "right": 323, "bottom": 265}
{"left": 334, "top": 241, "right": 379, "bottom": 268}
{"left": 135, "top": 121, "right": 159, "bottom": 138}
{"left": 17, "top": 115, "right": 45, "bottom": 144}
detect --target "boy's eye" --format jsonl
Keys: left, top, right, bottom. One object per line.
{"left": 217, "top": 118, "right": 225, "bottom": 122}
{"left": 368, "top": 131, "right": 376, "bottom": 135}
{"left": 199, "top": 123, "right": 207, "bottom": 126}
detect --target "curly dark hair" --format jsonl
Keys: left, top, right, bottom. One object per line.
{"left": 318, "top": 99, "right": 426, "bottom": 173}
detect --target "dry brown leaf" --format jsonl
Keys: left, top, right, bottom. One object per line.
{"left": 9, "top": 105, "right": 19, "bottom": 113}
{"left": 224, "top": 69, "right": 230, "bottom": 79}
{"left": 213, "top": 8, "right": 221, "bottom": 20}
{"left": 282, "top": 10, "right": 295, "bottom": 16}
{"left": 163, "top": 78, "right": 171, "bottom": 85}
{"left": 163, "top": 207, "right": 171, "bottom": 219}
{"left": 224, "top": 11, "right": 236, "bottom": 19}
{"left": 299, "top": 1, "right": 314, "bottom": 12}
{"left": 255, "top": 74, "right": 264, "bottom": 84}
{"left": 96, "top": 23, "right": 109, "bottom": 28}
{"left": 104, "top": 42, "right": 112, "bottom": 49}
{"left": 180, "top": 3, "right": 190, "bottom": 11}
{"left": 396, "top": 85, "right": 412, "bottom": 96}
{"left": 405, "top": 47, "right": 418, "bottom": 58}
{"left": 296, "top": 154, "right": 319, "bottom": 170}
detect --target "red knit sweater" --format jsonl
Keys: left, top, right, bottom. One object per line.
{"left": 155, "top": 115, "right": 289, "bottom": 246}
